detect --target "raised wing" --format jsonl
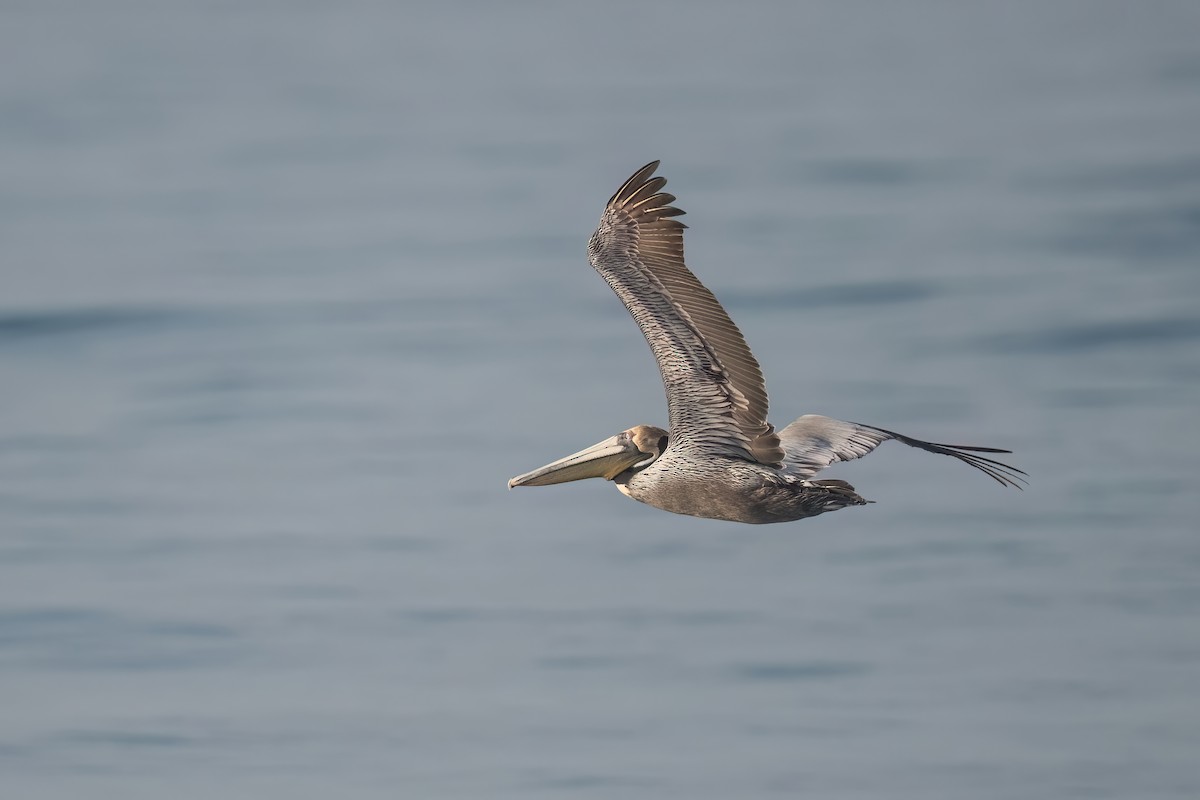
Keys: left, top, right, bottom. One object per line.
{"left": 587, "top": 161, "right": 783, "bottom": 466}
{"left": 780, "top": 415, "right": 1027, "bottom": 488}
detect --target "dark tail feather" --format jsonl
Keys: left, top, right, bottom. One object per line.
{"left": 811, "top": 479, "right": 874, "bottom": 508}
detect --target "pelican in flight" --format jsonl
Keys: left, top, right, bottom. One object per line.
{"left": 509, "top": 162, "right": 1025, "bottom": 523}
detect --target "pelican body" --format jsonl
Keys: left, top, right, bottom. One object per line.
{"left": 509, "top": 162, "right": 1024, "bottom": 524}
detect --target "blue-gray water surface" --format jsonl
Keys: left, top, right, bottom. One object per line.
{"left": 3, "top": 2, "right": 1199, "bottom": 798}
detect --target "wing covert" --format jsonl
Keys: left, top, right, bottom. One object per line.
{"left": 780, "top": 415, "right": 1027, "bottom": 488}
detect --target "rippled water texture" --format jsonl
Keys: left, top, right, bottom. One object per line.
{"left": 3, "top": 2, "right": 1199, "bottom": 798}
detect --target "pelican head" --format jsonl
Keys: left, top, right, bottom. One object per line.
{"left": 509, "top": 425, "right": 668, "bottom": 488}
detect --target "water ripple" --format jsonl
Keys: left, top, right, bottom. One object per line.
{"left": 0, "top": 608, "right": 240, "bottom": 672}
{"left": 0, "top": 306, "right": 198, "bottom": 345}
{"left": 722, "top": 279, "right": 939, "bottom": 311}
{"left": 975, "top": 316, "right": 1200, "bottom": 354}
{"left": 732, "top": 660, "right": 872, "bottom": 682}
{"left": 1042, "top": 205, "right": 1200, "bottom": 262}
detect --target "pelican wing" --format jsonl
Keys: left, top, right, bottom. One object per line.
{"left": 779, "top": 415, "right": 1027, "bottom": 488}
{"left": 587, "top": 161, "right": 783, "bottom": 466}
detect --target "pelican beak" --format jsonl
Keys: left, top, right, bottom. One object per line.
{"left": 508, "top": 434, "right": 644, "bottom": 488}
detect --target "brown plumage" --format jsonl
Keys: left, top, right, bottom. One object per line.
{"left": 509, "top": 161, "right": 1025, "bottom": 523}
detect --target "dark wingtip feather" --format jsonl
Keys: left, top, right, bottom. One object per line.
{"left": 606, "top": 162, "right": 687, "bottom": 232}
{"left": 608, "top": 161, "right": 662, "bottom": 206}
{"left": 861, "top": 424, "right": 1028, "bottom": 489}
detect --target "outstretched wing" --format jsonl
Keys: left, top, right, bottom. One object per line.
{"left": 586, "top": 162, "right": 783, "bottom": 466}
{"left": 779, "top": 415, "right": 1026, "bottom": 488}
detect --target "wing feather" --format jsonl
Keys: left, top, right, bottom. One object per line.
{"left": 780, "top": 415, "right": 1027, "bottom": 488}
{"left": 587, "top": 161, "right": 783, "bottom": 466}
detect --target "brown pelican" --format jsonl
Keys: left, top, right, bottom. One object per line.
{"left": 509, "top": 161, "right": 1025, "bottom": 523}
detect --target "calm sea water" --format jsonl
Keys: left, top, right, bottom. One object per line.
{"left": 3, "top": 2, "right": 1199, "bottom": 798}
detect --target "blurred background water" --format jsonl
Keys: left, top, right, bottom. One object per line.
{"left": 3, "top": 1, "right": 1199, "bottom": 797}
